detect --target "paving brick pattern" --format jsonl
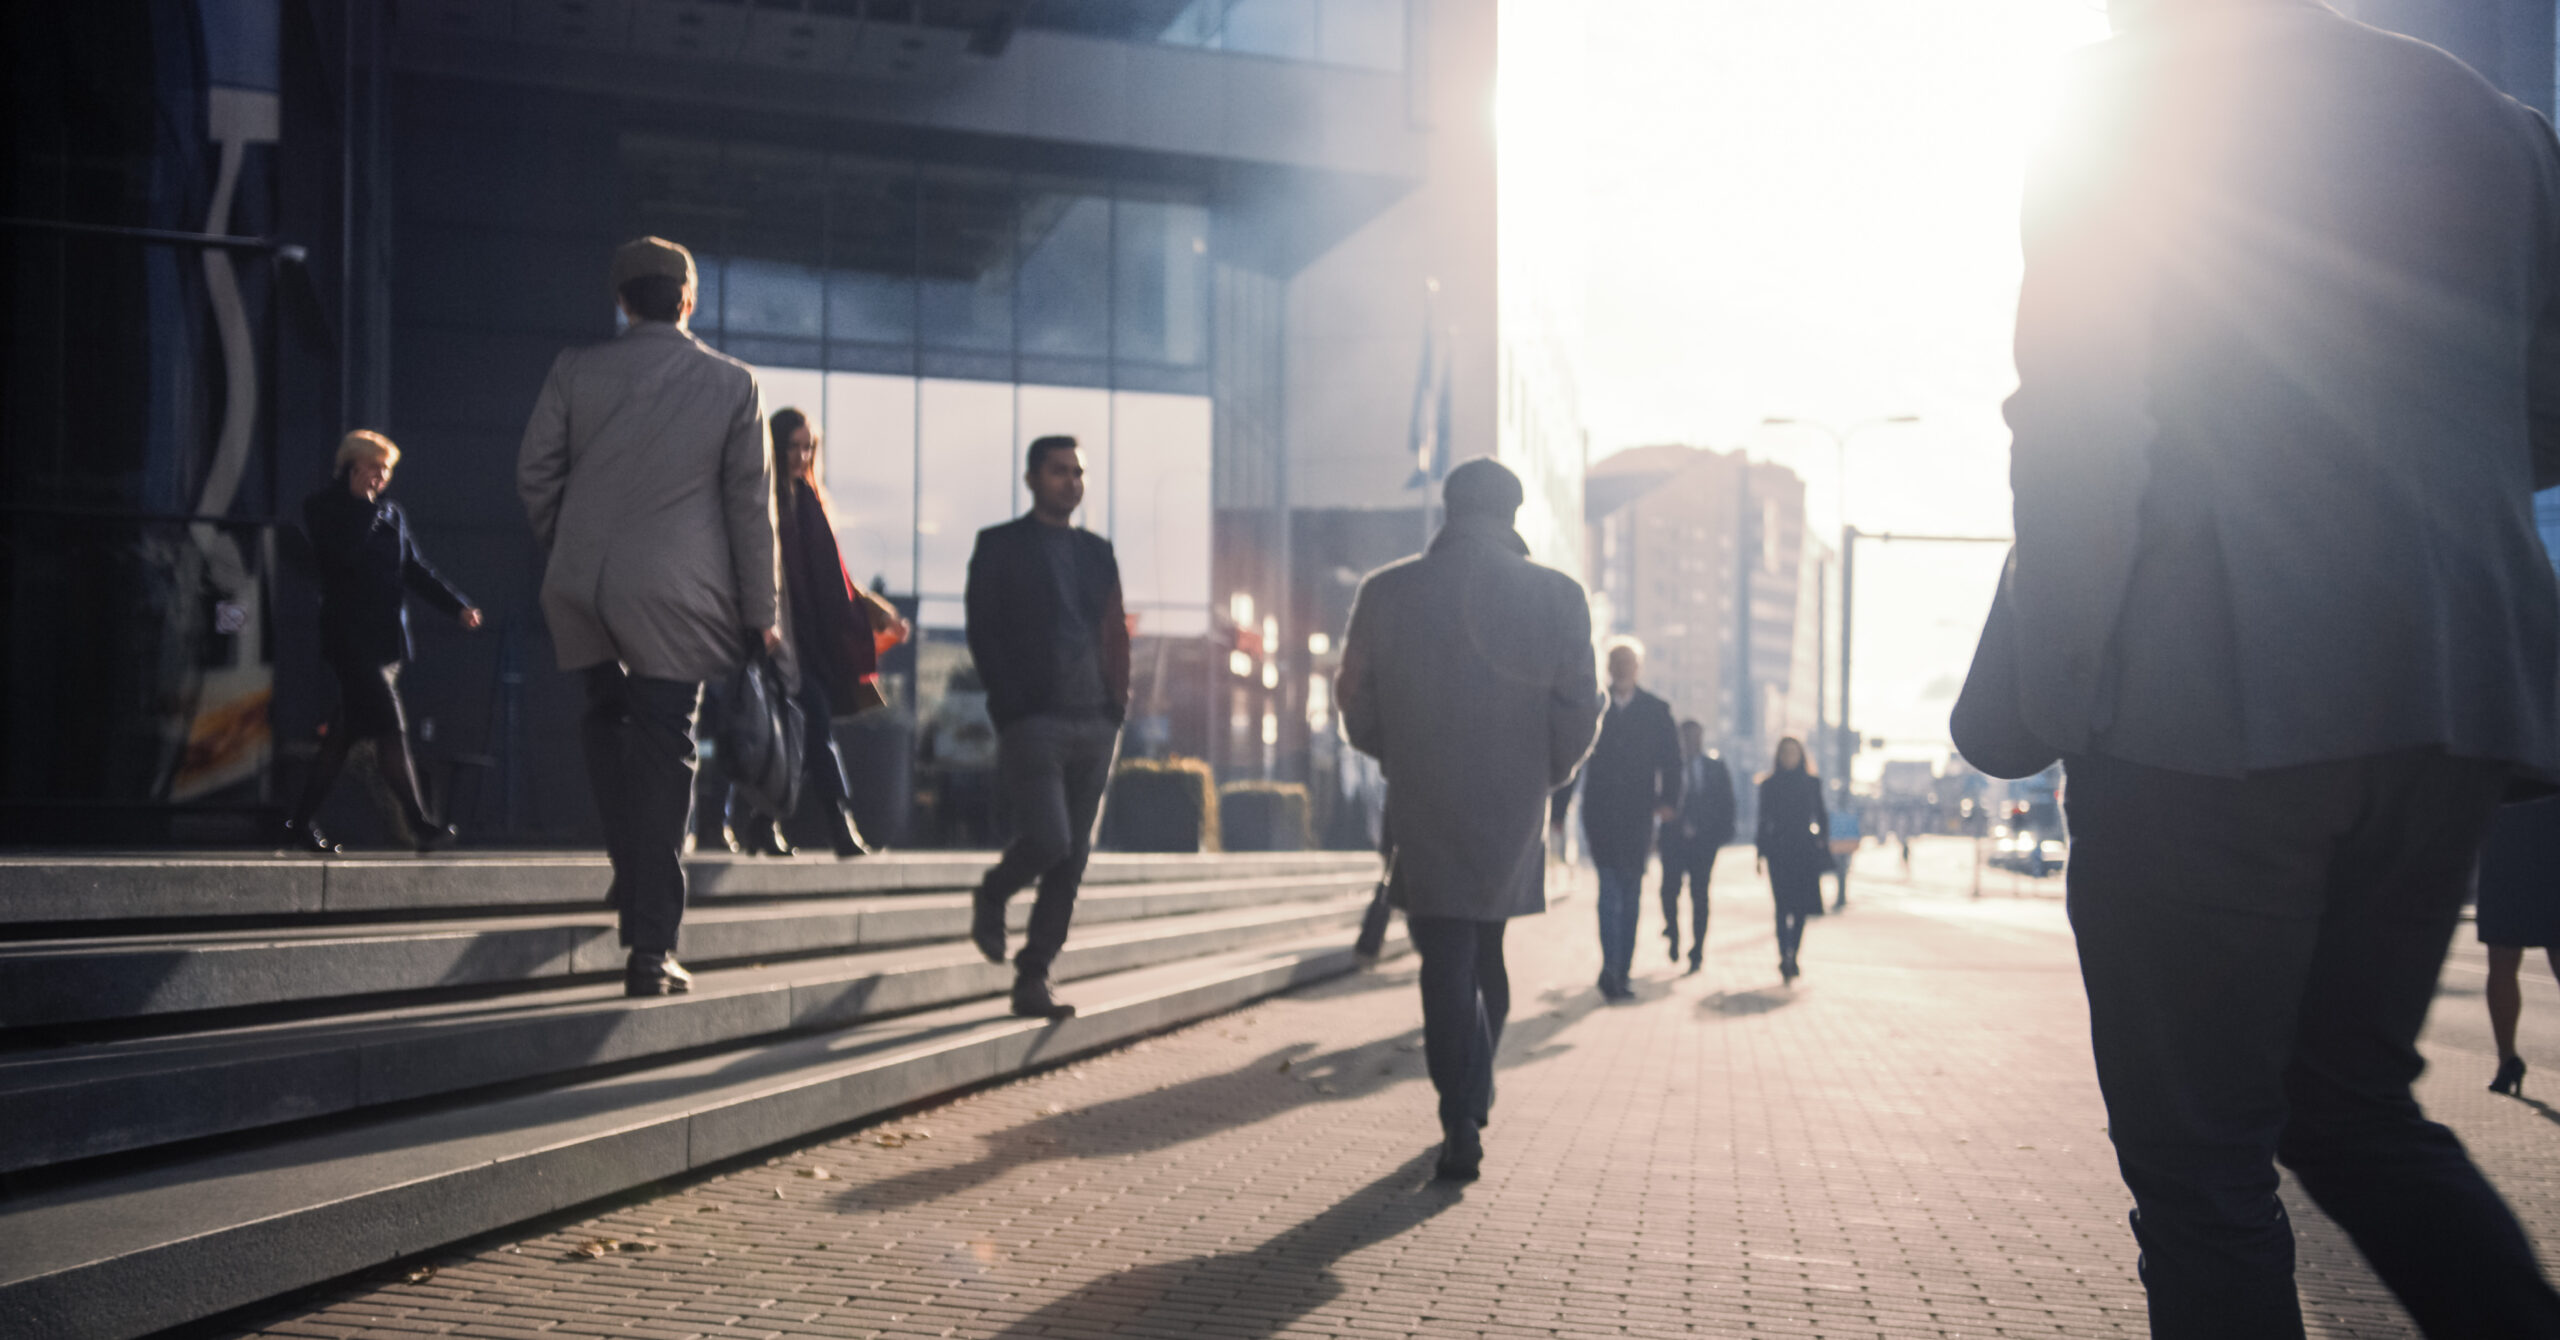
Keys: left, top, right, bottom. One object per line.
{"left": 226, "top": 839, "right": 2560, "bottom": 1339}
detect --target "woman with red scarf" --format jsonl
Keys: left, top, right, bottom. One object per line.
{"left": 728, "top": 407, "right": 907, "bottom": 857}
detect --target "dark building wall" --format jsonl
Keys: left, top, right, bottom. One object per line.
{"left": 375, "top": 74, "right": 624, "bottom": 843}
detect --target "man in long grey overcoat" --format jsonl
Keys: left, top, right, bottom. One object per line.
{"left": 1338, "top": 458, "right": 1601, "bottom": 1180}
{"left": 519, "top": 236, "right": 780, "bottom": 997}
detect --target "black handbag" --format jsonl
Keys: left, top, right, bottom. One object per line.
{"left": 716, "top": 644, "right": 806, "bottom": 820}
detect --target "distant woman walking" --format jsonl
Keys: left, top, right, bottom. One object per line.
{"left": 1755, "top": 736, "right": 1829, "bottom": 984}
{"left": 2476, "top": 797, "right": 2560, "bottom": 1094}
{"left": 726, "top": 407, "right": 906, "bottom": 857}
{"left": 283, "top": 430, "right": 482, "bottom": 853}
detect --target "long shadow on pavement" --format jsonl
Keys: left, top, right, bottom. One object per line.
{"left": 833, "top": 957, "right": 1608, "bottom": 1214}
{"left": 987, "top": 1153, "right": 1463, "bottom": 1340}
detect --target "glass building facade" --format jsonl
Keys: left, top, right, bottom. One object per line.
{"left": 623, "top": 134, "right": 1215, "bottom": 637}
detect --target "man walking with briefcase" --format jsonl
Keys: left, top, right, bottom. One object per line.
{"left": 520, "top": 236, "right": 781, "bottom": 998}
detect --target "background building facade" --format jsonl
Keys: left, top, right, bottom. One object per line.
{"left": 2, "top": 0, "right": 1585, "bottom": 845}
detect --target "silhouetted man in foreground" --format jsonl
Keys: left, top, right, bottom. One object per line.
{"left": 965, "top": 435, "right": 1131, "bottom": 1021}
{"left": 520, "top": 236, "right": 779, "bottom": 998}
{"left": 1958, "top": 2, "right": 2560, "bottom": 1333}
{"left": 1339, "top": 458, "right": 1602, "bottom": 1181}
{"left": 1658, "top": 720, "right": 1734, "bottom": 974}
{"left": 1552, "top": 639, "right": 1680, "bottom": 1001}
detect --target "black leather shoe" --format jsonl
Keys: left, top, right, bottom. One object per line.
{"left": 1434, "top": 1133, "right": 1482, "bottom": 1183}
{"left": 412, "top": 821, "right": 459, "bottom": 854}
{"left": 281, "top": 819, "right": 340, "bottom": 855}
{"left": 971, "top": 888, "right": 1008, "bottom": 964}
{"left": 828, "top": 807, "right": 873, "bottom": 859}
{"left": 1010, "top": 976, "right": 1075, "bottom": 1020}
{"left": 1665, "top": 931, "right": 1681, "bottom": 963}
{"left": 1685, "top": 948, "right": 1703, "bottom": 976}
{"left": 626, "top": 954, "right": 694, "bottom": 997}
{"left": 2493, "top": 1055, "right": 2528, "bottom": 1096}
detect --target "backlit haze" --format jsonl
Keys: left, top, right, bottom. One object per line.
{"left": 1576, "top": 0, "right": 2112, "bottom": 777}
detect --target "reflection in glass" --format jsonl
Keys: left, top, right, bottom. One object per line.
{"left": 824, "top": 372, "right": 919, "bottom": 593}
{"left": 724, "top": 258, "right": 825, "bottom": 339}
{"left": 827, "top": 157, "right": 917, "bottom": 347}
{"left": 1319, "top": 0, "right": 1404, "bottom": 71}
{"left": 1114, "top": 197, "right": 1209, "bottom": 368}
{"left": 919, "top": 170, "right": 1014, "bottom": 352}
{"left": 1017, "top": 190, "right": 1112, "bottom": 358}
{"left": 1016, "top": 385, "right": 1114, "bottom": 535}
{"left": 1220, "top": 0, "right": 1318, "bottom": 60}
{"left": 1111, "top": 390, "right": 1213, "bottom": 635}
{"left": 916, "top": 379, "right": 1018, "bottom": 616}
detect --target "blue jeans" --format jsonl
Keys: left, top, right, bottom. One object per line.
{"left": 1595, "top": 863, "right": 1642, "bottom": 994}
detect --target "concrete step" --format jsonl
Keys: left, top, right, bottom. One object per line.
{"left": 0, "top": 871, "right": 1374, "bottom": 1029}
{"left": 0, "top": 851, "right": 1379, "bottom": 926}
{"left": 0, "top": 925, "right": 1411, "bottom": 1340}
{"left": 0, "top": 893, "right": 1373, "bottom": 1175}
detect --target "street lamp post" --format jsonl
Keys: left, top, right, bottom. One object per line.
{"left": 1757, "top": 414, "right": 1921, "bottom": 792}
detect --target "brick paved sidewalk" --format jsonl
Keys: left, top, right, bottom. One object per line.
{"left": 226, "top": 839, "right": 2560, "bottom": 1340}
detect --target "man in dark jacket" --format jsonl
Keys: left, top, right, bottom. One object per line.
{"left": 1960, "top": 2, "right": 2560, "bottom": 1331}
{"left": 1658, "top": 719, "right": 1734, "bottom": 974}
{"left": 1339, "top": 458, "right": 1602, "bottom": 1181}
{"left": 1553, "top": 640, "right": 1681, "bottom": 1001}
{"left": 964, "top": 435, "right": 1133, "bottom": 1021}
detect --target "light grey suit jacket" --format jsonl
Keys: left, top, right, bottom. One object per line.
{"left": 518, "top": 321, "right": 779, "bottom": 683}
{"left": 1338, "top": 515, "right": 1603, "bottom": 922}
{"left": 1987, "top": 0, "right": 2560, "bottom": 780}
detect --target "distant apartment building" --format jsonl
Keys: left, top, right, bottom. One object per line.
{"left": 1584, "top": 446, "right": 1828, "bottom": 775}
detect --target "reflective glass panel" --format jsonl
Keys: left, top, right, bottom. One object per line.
{"left": 915, "top": 379, "right": 1018, "bottom": 619}
{"left": 826, "top": 156, "right": 917, "bottom": 348}
{"left": 1113, "top": 196, "right": 1208, "bottom": 367}
{"left": 1318, "top": 0, "right": 1403, "bottom": 71}
{"left": 1221, "top": 0, "right": 1317, "bottom": 60}
{"left": 824, "top": 372, "right": 919, "bottom": 594}
{"left": 1111, "top": 390, "right": 1213, "bottom": 636}
{"left": 725, "top": 258, "right": 825, "bottom": 340}
{"left": 1016, "top": 188, "right": 1111, "bottom": 358}
{"left": 918, "top": 170, "right": 1014, "bottom": 352}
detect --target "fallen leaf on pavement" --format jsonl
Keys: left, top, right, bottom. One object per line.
{"left": 798, "top": 1167, "right": 833, "bottom": 1179}
{"left": 404, "top": 1266, "right": 434, "bottom": 1283}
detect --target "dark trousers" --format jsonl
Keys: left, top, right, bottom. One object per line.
{"left": 726, "top": 675, "right": 849, "bottom": 841}
{"left": 582, "top": 664, "right": 703, "bottom": 958}
{"left": 1594, "top": 863, "right": 1643, "bottom": 993}
{"left": 978, "top": 713, "right": 1119, "bottom": 980}
{"left": 1407, "top": 915, "right": 1509, "bottom": 1142}
{"left": 292, "top": 661, "right": 434, "bottom": 835}
{"left": 1660, "top": 843, "right": 1717, "bottom": 953}
{"left": 1775, "top": 907, "right": 1809, "bottom": 965}
{"left": 2066, "top": 749, "right": 2560, "bottom": 1339}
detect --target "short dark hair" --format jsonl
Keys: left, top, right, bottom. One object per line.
{"left": 618, "top": 275, "right": 686, "bottom": 324}
{"left": 1026, "top": 434, "right": 1079, "bottom": 474}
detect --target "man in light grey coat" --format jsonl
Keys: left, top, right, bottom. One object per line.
{"left": 519, "top": 236, "right": 780, "bottom": 997}
{"left": 1338, "top": 458, "right": 1601, "bottom": 1181}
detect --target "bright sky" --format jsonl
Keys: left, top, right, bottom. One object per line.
{"left": 1579, "top": 0, "right": 2112, "bottom": 772}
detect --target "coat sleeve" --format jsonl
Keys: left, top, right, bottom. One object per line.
{"left": 1651, "top": 703, "right": 1684, "bottom": 813}
{"left": 1337, "top": 577, "right": 1385, "bottom": 761}
{"left": 1547, "top": 584, "right": 1603, "bottom": 789}
{"left": 398, "top": 514, "right": 471, "bottom": 619}
{"left": 723, "top": 375, "right": 781, "bottom": 634}
{"left": 1754, "top": 778, "right": 1776, "bottom": 855}
{"left": 1099, "top": 539, "right": 1133, "bottom": 718}
{"left": 517, "top": 350, "right": 575, "bottom": 551}
{"left": 964, "top": 530, "right": 1011, "bottom": 716}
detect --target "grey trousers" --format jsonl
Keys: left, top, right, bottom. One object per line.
{"left": 978, "top": 713, "right": 1121, "bottom": 979}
